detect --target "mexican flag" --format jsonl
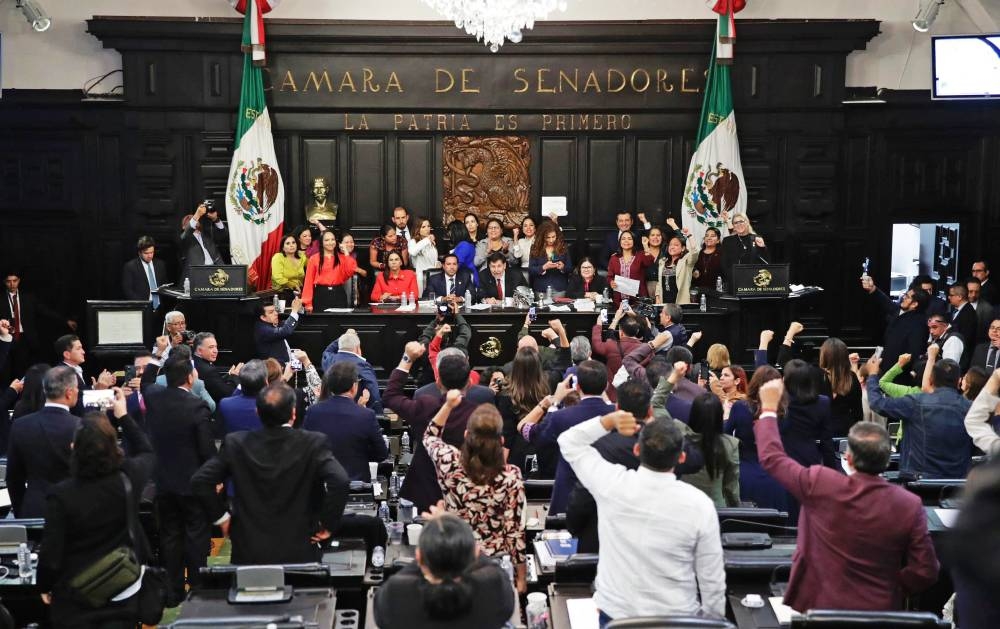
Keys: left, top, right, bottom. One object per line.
{"left": 225, "top": 0, "right": 284, "bottom": 290}
{"left": 681, "top": 5, "right": 748, "bottom": 246}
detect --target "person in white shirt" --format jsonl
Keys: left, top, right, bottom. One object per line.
{"left": 558, "top": 379, "right": 726, "bottom": 625}
{"left": 407, "top": 217, "right": 440, "bottom": 296}
{"left": 926, "top": 313, "right": 964, "bottom": 365}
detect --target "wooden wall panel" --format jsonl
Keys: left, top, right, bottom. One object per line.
{"left": 397, "top": 137, "right": 434, "bottom": 219}
{"left": 349, "top": 137, "right": 386, "bottom": 229}
{"left": 635, "top": 138, "right": 673, "bottom": 218}
{"left": 587, "top": 138, "right": 626, "bottom": 230}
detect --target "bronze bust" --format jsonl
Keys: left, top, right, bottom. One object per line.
{"left": 305, "top": 177, "right": 339, "bottom": 225}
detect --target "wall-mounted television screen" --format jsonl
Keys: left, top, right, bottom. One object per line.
{"left": 932, "top": 34, "right": 1000, "bottom": 100}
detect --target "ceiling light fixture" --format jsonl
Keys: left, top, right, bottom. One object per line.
{"left": 913, "top": 0, "right": 945, "bottom": 33}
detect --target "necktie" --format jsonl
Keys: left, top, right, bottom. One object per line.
{"left": 10, "top": 294, "right": 20, "bottom": 341}
{"left": 496, "top": 277, "right": 503, "bottom": 300}
{"left": 584, "top": 280, "right": 590, "bottom": 293}
{"left": 145, "top": 262, "right": 160, "bottom": 310}
{"left": 988, "top": 347, "right": 998, "bottom": 371}
{"left": 448, "top": 277, "right": 454, "bottom": 295}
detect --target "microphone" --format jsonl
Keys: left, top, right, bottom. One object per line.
{"left": 753, "top": 234, "right": 769, "bottom": 264}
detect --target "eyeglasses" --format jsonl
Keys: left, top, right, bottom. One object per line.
{"left": 732, "top": 220, "right": 747, "bottom": 225}
{"left": 989, "top": 325, "right": 1000, "bottom": 332}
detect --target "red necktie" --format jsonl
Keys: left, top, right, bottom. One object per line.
{"left": 584, "top": 280, "right": 590, "bottom": 293}
{"left": 10, "top": 294, "right": 21, "bottom": 341}
{"left": 496, "top": 277, "right": 503, "bottom": 300}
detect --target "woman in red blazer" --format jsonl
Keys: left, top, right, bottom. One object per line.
{"left": 606, "top": 230, "right": 654, "bottom": 307}
{"left": 371, "top": 250, "right": 418, "bottom": 303}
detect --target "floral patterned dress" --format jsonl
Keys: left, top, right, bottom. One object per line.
{"left": 423, "top": 423, "right": 527, "bottom": 564}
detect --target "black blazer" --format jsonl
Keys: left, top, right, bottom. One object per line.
{"left": 951, "top": 304, "right": 979, "bottom": 363}
{"left": 121, "top": 257, "right": 168, "bottom": 302}
{"left": 423, "top": 269, "right": 475, "bottom": 300}
{"left": 255, "top": 315, "right": 299, "bottom": 363}
{"left": 144, "top": 384, "right": 216, "bottom": 496}
{"left": 566, "top": 274, "right": 609, "bottom": 299}
{"left": 971, "top": 342, "right": 1000, "bottom": 371}
{"left": 193, "top": 355, "right": 237, "bottom": 405}
{"left": 0, "top": 291, "right": 63, "bottom": 343}
{"left": 302, "top": 396, "right": 389, "bottom": 481}
{"left": 179, "top": 219, "right": 227, "bottom": 280}
{"left": 477, "top": 269, "right": 526, "bottom": 301}
{"left": 5, "top": 405, "right": 79, "bottom": 518}
{"left": 191, "top": 426, "right": 350, "bottom": 565}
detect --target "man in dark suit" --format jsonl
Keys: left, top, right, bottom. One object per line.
{"left": 862, "top": 279, "right": 931, "bottom": 383}
{"left": 913, "top": 275, "right": 949, "bottom": 318}
{"left": 384, "top": 342, "right": 479, "bottom": 511}
{"left": 219, "top": 359, "right": 268, "bottom": 434}
{"left": 5, "top": 365, "right": 80, "bottom": 518}
{"left": 599, "top": 211, "right": 651, "bottom": 269}
{"left": 590, "top": 312, "right": 648, "bottom": 403}
{"left": 754, "top": 378, "right": 938, "bottom": 611}
{"left": 1, "top": 271, "right": 77, "bottom": 377}
{"left": 478, "top": 252, "right": 526, "bottom": 304}
{"left": 321, "top": 330, "right": 382, "bottom": 414}
{"left": 303, "top": 362, "right": 389, "bottom": 481}
{"left": 179, "top": 202, "right": 228, "bottom": 281}
{"left": 122, "top": 235, "right": 168, "bottom": 306}
{"left": 967, "top": 278, "right": 995, "bottom": 344}
{"left": 972, "top": 260, "right": 998, "bottom": 306}
{"left": 414, "top": 346, "right": 496, "bottom": 405}
{"left": 144, "top": 355, "right": 217, "bottom": 605}
{"left": 192, "top": 382, "right": 350, "bottom": 565}
{"left": 523, "top": 360, "right": 614, "bottom": 514}
{"left": 0, "top": 320, "right": 11, "bottom": 374}
{"left": 55, "top": 334, "right": 115, "bottom": 416}
{"left": 193, "top": 332, "right": 239, "bottom": 406}
{"left": 971, "top": 317, "right": 1000, "bottom": 373}
{"left": 254, "top": 298, "right": 301, "bottom": 363}
{"left": 423, "top": 254, "right": 475, "bottom": 303}
{"left": 947, "top": 283, "right": 978, "bottom": 367}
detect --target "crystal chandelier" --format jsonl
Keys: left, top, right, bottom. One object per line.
{"left": 424, "top": 0, "right": 568, "bottom": 52}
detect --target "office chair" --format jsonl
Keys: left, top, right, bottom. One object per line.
{"left": 790, "top": 609, "right": 950, "bottom": 628}
{"left": 605, "top": 616, "right": 735, "bottom": 628}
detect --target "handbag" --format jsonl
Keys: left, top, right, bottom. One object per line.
{"left": 66, "top": 472, "right": 165, "bottom": 623}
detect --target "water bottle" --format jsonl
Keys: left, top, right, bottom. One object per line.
{"left": 371, "top": 546, "right": 385, "bottom": 573}
{"left": 389, "top": 471, "right": 400, "bottom": 502}
{"left": 409, "top": 291, "right": 416, "bottom": 306}
{"left": 377, "top": 501, "right": 391, "bottom": 525}
{"left": 464, "top": 289, "right": 472, "bottom": 311}
{"left": 546, "top": 285, "right": 553, "bottom": 305}
{"left": 529, "top": 454, "right": 540, "bottom": 476}
{"left": 716, "top": 275, "right": 724, "bottom": 293}
{"left": 602, "top": 287, "right": 610, "bottom": 303}
{"left": 272, "top": 293, "right": 278, "bottom": 309}
{"left": 383, "top": 435, "right": 390, "bottom": 452}
{"left": 499, "top": 554, "right": 514, "bottom": 583}
{"left": 526, "top": 594, "right": 550, "bottom": 629}
{"left": 17, "top": 543, "right": 31, "bottom": 579}
{"left": 183, "top": 278, "right": 190, "bottom": 295}
{"left": 400, "top": 431, "right": 411, "bottom": 455}
{"left": 400, "top": 292, "right": 408, "bottom": 307}
{"left": 699, "top": 293, "right": 707, "bottom": 312}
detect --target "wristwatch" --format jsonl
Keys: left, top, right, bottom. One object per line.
{"left": 401, "top": 354, "right": 411, "bottom": 364}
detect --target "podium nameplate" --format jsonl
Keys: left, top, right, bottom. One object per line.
{"left": 732, "top": 264, "right": 790, "bottom": 297}
{"left": 189, "top": 265, "right": 249, "bottom": 298}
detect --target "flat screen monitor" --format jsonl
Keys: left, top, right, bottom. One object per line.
{"left": 890, "top": 222, "right": 959, "bottom": 298}
{"left": 932, "top": 34, "right": 1000, "bottom": 100}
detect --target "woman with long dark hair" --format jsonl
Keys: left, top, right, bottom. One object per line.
{"left": 642, "top": 226, "right": 667, "bottom": 297}
{"left": 37, "top": 391, "right": 159, "bottom": 628}
{"left": 655, "top": 218, "right": 698, "bottom": 304}
{"left": 682, "top": 393, "right": 740, "bottom": 507}
{"left": 818, "top": 338, "right": 863, "bottom": 436}
{"left": 446, "top": 219, "right": 478, "bottom": 286}
{"left": 408, "top": 217, "right": 441, "bottom": 296}
{"left": 692, "top": 226, "right": 723, "bottom": 290}
{"left": 496, "top": 347, "right": 550, "bottom": 474}
{"left": 528, "top": 220, "right": 571, "bottom": 297}
{"left": 338, "top": 231, "right": 369, "bottom": 307}
{"left": 606, "top": 230, "right": 653, "bottom": 306}
{"left": 302, "top": 230, "right": 358, "bottom": 312}
{"left": 511, "top": 216, "right": 536, "bottom": 268}
{"left": 463, "top": 213, "right": 480, "bottom": 244}
{"left": 370, "top": 223, "right": 410, "bottom": 272}
{"left": 474, "top": 218, "right": 516, "bottom": 270}
{"left": 270, "top": 234, "right": 307, "bottom": 295}
{"left": 12, "top": 363, "right": 49, "bottom": 418}
{"left": 566, "top": 256, "right": 609, "bottom": 300}
{"left": 424, "top": 393, "right": 527, "bottom": 594}
{"left": 294, "top": 223, "right": 319, "bottom": 258}
{"left": 726, "top": 365, "right": 789, "bottom": 511}
{"left": 370, "top": 250, "right": 418, "bottom": 303}
{"left": 374, "top": 511, "right": 515, "bottom": 629}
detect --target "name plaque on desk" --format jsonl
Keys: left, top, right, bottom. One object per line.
{"left": 189, "top": 265, "right": 249, "bottom": 298}
{"left": 732, "top": 264, "right": 790, "bottom": 296}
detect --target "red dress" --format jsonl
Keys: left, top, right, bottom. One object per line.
{"left": 607, "top": 252, "right": 654, "bottom": 305}
{"left": 370, "top": 269, "right": 418, "bottom": 302}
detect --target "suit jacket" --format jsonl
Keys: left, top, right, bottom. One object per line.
{"left": 477, "top": 269, "right": 526, "bottom": 302}
{"left": 320, "top": 343, "right": 383, "bottom": 414}
{"left": 6, "top": 405, "right": 79, "bottom": 518}
{"left": 191, "top": 426, "right": 350, "bottom": 565}
{"left": 534, "top": 397, "right": 615, "bottom": 514}
{"left": 303, "top": 396, "right": 389, "bottom": 481}
{"left": 144, "top": 384, "right": 216, "bottom": 495}
{"left": 155, "top": 373, "right": 216, "bottom": 412}
{"left": 980, "top": 279, "right": 999, "bottom": 307}
{"left": 383, "top": 367, "right": 478, "bottom": 511}
{"left": 180, "top": 219, "right": 227, "bottom": 280}
{"left": 753, "top": 416, "right": 939, "bottom": 612}
{"left": 566, "top": 274, "right": 609, "bottom": 299}
{"left": 971, "top": 341, "right": 1000, "bottom": 372}
{"left": 951, "top": 303, "right": 978, "bottom": 363}
{"left": 422, "top": 269, "right": 475, "bottom": 301}
{"left": 121, "top": 257, "right": 168, "bottom": 303}
{"left": 591, "top": 326, "right": 644, "bottom": 402}
{"left": 0, "top": 291, "right": 63, "bottom": 344}
{"left": 219, "top": 392, "right": 261, "bottom": 434}
{"left": 973, "top": 300, "right": 995, "bottom": 344}
{"left": 193, "top": 355, "right": 237, "bottom": 405}
{"left": 255, "top": 314, "right": 299, "bottom": 363}
{"left": 414, "top": 382, "right": 495, "bottom": 406}
{"left": 599, "top": 226, "right": 650, "bottom": 269}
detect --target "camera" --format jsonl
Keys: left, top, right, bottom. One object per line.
{"left": 203, "top": 199, "right": 215, "bottom": 211}
{"left": 436, "top": 303, "right": 455, "bottom": 324}
{"left": 631, "top": 297, "right": 658, "bottom": 321}
{"left": 180, "top": 330, "right": 197, "bottom": 343}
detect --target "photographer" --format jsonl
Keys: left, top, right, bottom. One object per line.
{"left": 152, "top": 311, "right": 192, "bottom": 363}
{"left": 418, "top": 301, "right": 471, "bottom": 355}
{"left": 180, "top": 201, "right": 228, "bottom": 282}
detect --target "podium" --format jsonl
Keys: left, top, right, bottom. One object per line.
{"left": 730, "top": 263, "right": 791, "bottom": 297}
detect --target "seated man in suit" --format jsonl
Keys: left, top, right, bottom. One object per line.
{"left": 220, "top": 359, "right": 268, "bottom": 434}
{"left": 320, "top": 330, "right": 382, "bottom": 414}
{"left": 5, "top": 365, "right": 80, "bottom": 518}
{"left": 122, "top": 235, "right": 168, "bottom": 310}
{"left": 971, "top": 317, "right": 1000, "bottom": 372}
{"left": 422, "top": 254, "right": 475, "bottom": 304}
{"left": 254, "top": 297, "right": 302, "bottom": 364}
{"left": 192, "top": 382, "right": 350, "bottom": 565}
{"left": 754, "top": 378, "right": 939, "bottom": 612}
{"left": 144, "top": 354, "right": 217, "bottom": 605}
{"left": 303, "top": 362, "right": 389, "bottom": 481}
{"left": 478, "top": 252, "right": 526, "bottom": 304}
{"left": 193, "top": 332, "right": 240, "bottom": 406}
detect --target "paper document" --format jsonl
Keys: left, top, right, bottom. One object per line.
{"left": 934, "top": 508, "right": 959, "bottom": 528}
{"left": 613, "top": 275, "right": 640, "bottom": 297}
{"left": 470, "top": 303, "right": 493, "bottom": 310}
{"left": 769, "top": 597, "right": 800, "bottom": 625}
{"left": 395, "top": 304, "right": 417, "bottom": 312}
{"left": 573, "top": 299, "right": 596, "bottom": 312}
{"left": 566, "top": 597, "right": 599, "bottom": 629}
{"left": 323, "top": 308, "right": 354, "bottom": 313}
{"left": 542, "top": 195, "right": 568, "bottom": 217}
{"left": 548, "top": 304, "right": 572, "bottom": 312}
